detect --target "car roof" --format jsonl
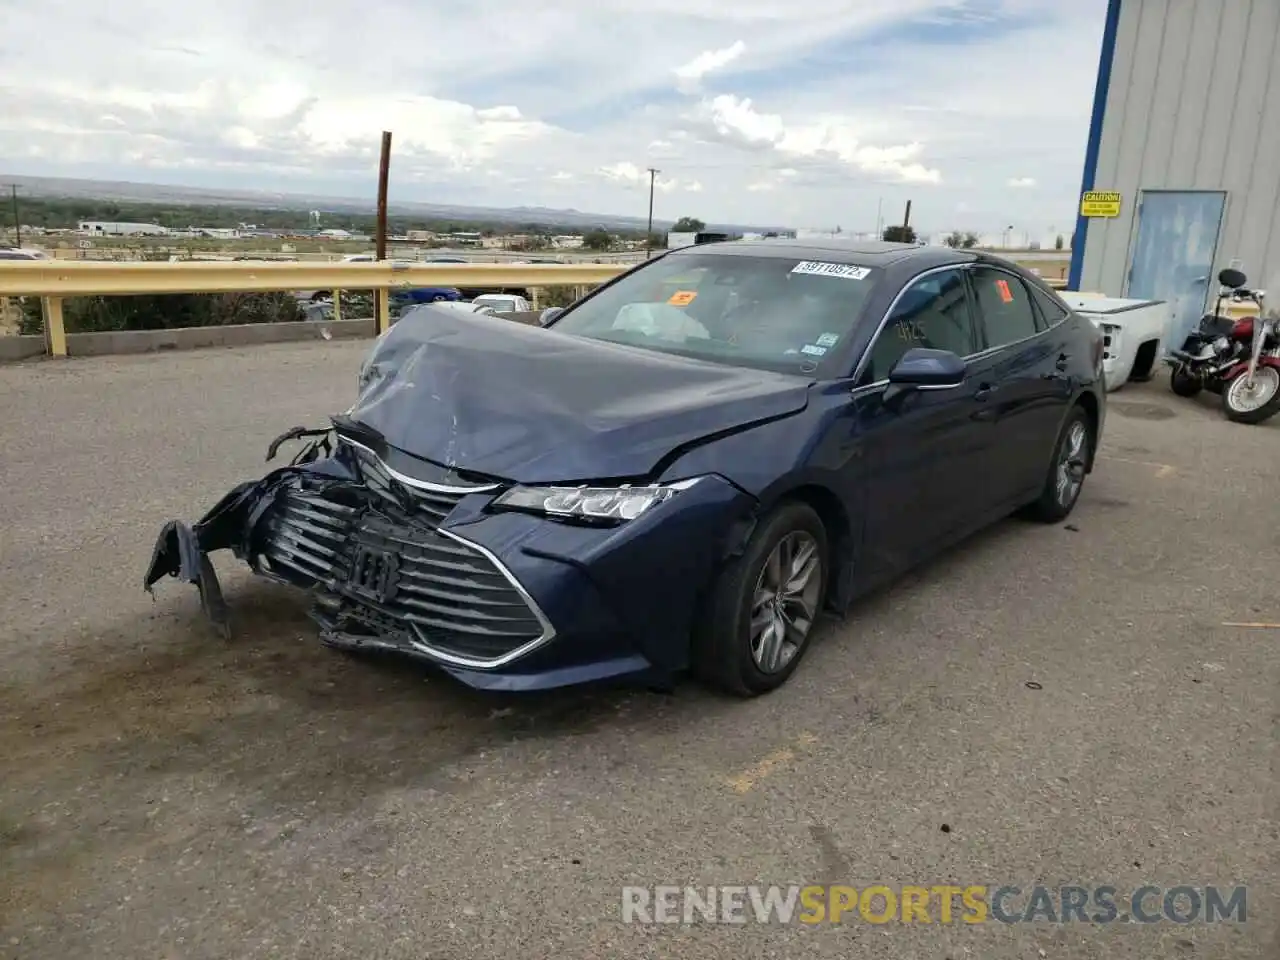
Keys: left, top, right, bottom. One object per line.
{"left": 669, "top": 237, "right": 977, "bottom": 269}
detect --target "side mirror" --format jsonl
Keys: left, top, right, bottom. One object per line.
{"left": 1219, "top": 268, "right": 1247, "bottom": 289}
{"left": 888, "top": 348, "right": 967, "bottom": 387}
{"left": 539, "top": 307, "right": 564, "bottom": 326}
{"left": 883, "top": 348, "right": 966, "bottom": 404}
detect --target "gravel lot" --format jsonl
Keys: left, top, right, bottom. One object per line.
{"left": 0, "top": 342, "right": 1275, "bottom": 959}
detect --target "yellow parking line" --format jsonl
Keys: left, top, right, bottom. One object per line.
{"left": 1099, "top": 455, "right": 1176, "bottom": 476}
{"left": 1222, "top": 621, "right": 1280, "bottom": 629}
{"left": 725, "top": 731, "right": 818, "bottom": 794}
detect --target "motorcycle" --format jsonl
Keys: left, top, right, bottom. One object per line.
{"left": 1166, "top": 267, "right": 1280, "bottom": 424}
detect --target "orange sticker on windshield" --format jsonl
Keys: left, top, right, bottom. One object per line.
{"left": 668, "top": 290, "right": 697, "bottom": 306}
{"left": 996, "top": 279, "right": 1014, "bottom": 303}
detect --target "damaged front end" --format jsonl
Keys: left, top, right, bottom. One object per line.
{"left": 143, "top": 422, "right": 551, "bottom": 668}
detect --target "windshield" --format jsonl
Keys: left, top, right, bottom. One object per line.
{"left": 548, "top": 252, "right": 880, "bottom": 374}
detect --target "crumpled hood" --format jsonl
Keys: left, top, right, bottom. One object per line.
{"left": 346, "top": 305, "right": 812, "bottom": 483}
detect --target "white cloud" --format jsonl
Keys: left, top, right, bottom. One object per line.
{"left": 1007, "top": 177, "right": 1038, "bottom": 188}
{"left": 692, "top": 94, "right": 942, "bottom": 184}
{"left": 596, "top": 162, "right": 680, "bottom": 193}
{"left": 0, "top": 0, "right": 1110, "bottom": 234}
{"left": 674, "top": 41, "right": 747, "bottom": 93}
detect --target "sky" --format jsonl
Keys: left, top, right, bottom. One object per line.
{"left": 0, "top": 0, "right": 1108, "bottom": 238}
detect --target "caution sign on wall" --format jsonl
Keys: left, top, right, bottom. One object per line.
{"left": 1080, "top": 191, "right": 1122, "bottom": 217}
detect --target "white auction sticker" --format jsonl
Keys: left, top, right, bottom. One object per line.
{"left": 800, "top": 343, "right": 828, "bottom": 357}
{"left": 815, "top": 332, "right": 840, "bottom": 347}
{"left": 791, "top": 261, "right": 871, "bottom": 280}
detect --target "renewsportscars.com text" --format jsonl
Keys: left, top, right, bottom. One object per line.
{"left": 621, "top": 884, "right": 1248, "bottom": 925}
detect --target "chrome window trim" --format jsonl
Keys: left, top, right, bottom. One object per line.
{"left": 340, "top": 435, "right": 501, "bottom": 495}
{"left": 406, "top": 527, "right": 558, "bottom": 669}
{"left": 850, "top": 264, "right": 980, "bottom": 387}
{"left": 849, "top": 345, "right": 999, "bottom": 400}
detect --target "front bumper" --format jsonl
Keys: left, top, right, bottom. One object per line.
{"left": 144, "top": 430, "right": 755, "bottom": 691}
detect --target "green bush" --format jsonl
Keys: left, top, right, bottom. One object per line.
{"left": 17, "top": 291, "right": 305, "bottom": 336}
{"left": 541, "top": 285, "right": 598, "bottom": 308}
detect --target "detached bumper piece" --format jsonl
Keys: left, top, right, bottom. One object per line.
{"left": 145, "top": 436, "right": 553, "bottom": 670}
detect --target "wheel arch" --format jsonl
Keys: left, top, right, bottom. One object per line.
{"left": 761, "top": 482, "right": 855, "bottom": 612}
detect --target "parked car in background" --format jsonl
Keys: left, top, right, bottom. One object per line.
{"left": 146, "top": 240, "right": 1105, "bottom": 698}
{"left": 294, "top": 257, "right": 462, "bottom": 305}
{"left": 472, "top": 293, "right": 532, "bottom": 314}
{"left": 0, "top": 247, "right": 50, "bottom": 260}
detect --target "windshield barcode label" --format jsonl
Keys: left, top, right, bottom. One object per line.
{"left": 791, "top": 261, "right": 871, "bottom": 280}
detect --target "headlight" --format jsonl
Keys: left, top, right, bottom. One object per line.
{"left": 492, "top": 477, "right": 703, "bottom": 523}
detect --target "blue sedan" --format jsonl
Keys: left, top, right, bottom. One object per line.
{"left": 145, "top": 240, "right": 1106, "bottom": 696}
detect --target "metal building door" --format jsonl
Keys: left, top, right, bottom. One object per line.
{"left": 1126, "top": 190, "right": 1227, "bottom": 350}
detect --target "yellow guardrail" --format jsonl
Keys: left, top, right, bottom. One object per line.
{"left": 0, "top": 260, "right": 629, "bottom": 356}
{"left": 0, "top": 259, "right": 1071, "bottom": 358}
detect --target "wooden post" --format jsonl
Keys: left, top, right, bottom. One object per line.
{"left": 375, "top": 132, "right": 391, "bottom": 262}
{"left": 375, "top": 131, "right": 392, "bottom": 333}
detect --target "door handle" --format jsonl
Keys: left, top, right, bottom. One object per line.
{"left": 973, "top": 383, "right": 998, "bottom": 401}
{"left": 1055, "top": 352, "right": 1070, "bottom": 371}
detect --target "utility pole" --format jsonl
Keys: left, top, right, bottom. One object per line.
{"left": 875, "top": 197, "right": 883, "bottom": 239}
{"left": 645, "top": 167, "right": 659, "bottom": 259}
{"left": 902, "top": 200, "right": 912, "bottom": 229}
{"left": 8, "top": 185, "right": 20, "bottom": 248}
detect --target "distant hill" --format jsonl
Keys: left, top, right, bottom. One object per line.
{"left": 2, "top": 173, "right": 787, "bottom": 235}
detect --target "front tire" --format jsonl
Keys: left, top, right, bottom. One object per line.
{"left": 1027, "top": 405, "right": 1092, "bottom": 523}
{"left": 1170, "top": 365, "right": 1202, "bottom": 397}
{"left": 1221, "top": 366, "right": 1280, "bottom": 424}
{"left": 693, "top": 502, "right": 828, "bottom": 697}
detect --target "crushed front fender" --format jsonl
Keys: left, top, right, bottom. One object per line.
{"left": 143, "top": 426, "right": 347, "bottom": 634}
{"left": 143, "top": 478, "right": 282, "bottom": 636}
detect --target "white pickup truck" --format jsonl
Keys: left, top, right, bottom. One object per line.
{"left": 1062, "top": 293, "right": 1173, "bottom": 392}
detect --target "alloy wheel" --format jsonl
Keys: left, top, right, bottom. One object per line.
{"left": 749, "top": 531, "right": 822, "bottom": 674}
{"left": 1056, "top": 420, "right": 1088, "bottom": 508}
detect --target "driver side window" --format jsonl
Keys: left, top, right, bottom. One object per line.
{"left": 859, "top": 268, "right": 977, "bottom": 385}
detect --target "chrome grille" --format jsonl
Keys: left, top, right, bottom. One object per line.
{"left": 347, "top": 443, "right": 468, "bottom": 527}
{"left": 257, "top": 450, "right": 550, "bottom": 665}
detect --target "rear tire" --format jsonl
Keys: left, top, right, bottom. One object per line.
{"left": 1221, "top": 367, "right": 1280, "bottom": 424}
{"left": 1027, "top": 405, "right": 1092, "bottom": 523}
{"left": 692, "top": 502, "right": 828, "bottom": 697}
{"left": 1170, "top": 365, "right": 1202, "bottom": 397}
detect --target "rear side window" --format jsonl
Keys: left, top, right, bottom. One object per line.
{"left": 1029, "top": 284, "right": 1069, "bottom": 330}
{"left": 971, "top": 266, "right": 1040, "bottom": 348}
